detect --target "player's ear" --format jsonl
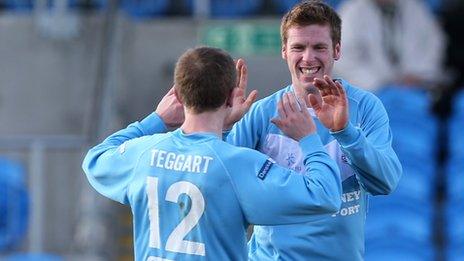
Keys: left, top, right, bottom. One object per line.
{"left": 281, "top": 43, "right": 287, "bottom": 60}
{"left": 333, "top": 42, "right": 341, "bottom": 61}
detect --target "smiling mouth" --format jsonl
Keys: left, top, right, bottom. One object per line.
{"left": 300, "top": 66, "right": 320, "bottom": 76}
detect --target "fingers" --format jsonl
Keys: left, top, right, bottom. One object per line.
{"left": 244, "top": 90, "right": 258, "bottom": 108}
{"left": 313, "top": 75, "right": 340, "bottom": 97}
{"left": 272, "top": 93, "right": 317, "bottom": 140}
{"left": 163, "top": 86, "right": 176, "bottom": 100}
{"left": 308, "top": 93, "right": 322, "bottom": 111}
{"left": 283, "top": 93, "right": 300, "bottom": 113}
{"left": 229, "top": 87, "right": 241, "bottom": 107}
{"left": 313, "top": 78, "right": 328, "bottom": 96}
{"left": 299, "top": 97, "right": 312, "bottom": 118}
{"left": 277, "top": 93, "right": 310, "bottom": 120}
{"left": 325, "top": 75, "right": 340, "bottom": 96}
{"left": 236, "top": 58, "right": 248, "bottom": 91}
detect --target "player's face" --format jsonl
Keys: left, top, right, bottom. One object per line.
{"left": 282, "top": 24, "right": 340, "bottom": 93}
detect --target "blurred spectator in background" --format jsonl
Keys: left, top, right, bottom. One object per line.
{"left": 335, "top": 0, "right": 446, "bottom": 91}
{"left": 441, "top": 0, "right": 464, "bottom": 90}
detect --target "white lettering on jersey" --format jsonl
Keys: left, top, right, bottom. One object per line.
{"left": 147, "top": 177, "right": 206, "bottom": 256}
{"left": 332, "top": 204, "right": 361, "bottom": 217}
{"left": 150, "top": 149, "right": 213, "bottom": 174}
{"left": 332, "top": 189, "right": 362, "bottom": 217}
{"left": 341, "top": 190, "right": 361, "bottom": 203}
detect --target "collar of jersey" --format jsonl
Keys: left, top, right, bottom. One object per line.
{"left": 171, "top": 128, "right": 219, "bottom": 143}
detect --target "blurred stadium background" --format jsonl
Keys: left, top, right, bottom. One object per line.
{"left": 0, "top": 0, "right": 463, "bottom": 260}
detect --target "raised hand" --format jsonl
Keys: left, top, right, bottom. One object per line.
{"left": 155, "top": 86, "right": 185, "bottom": 130}
{"left": 271, "top": 93, "right": 316, "bottom": 141}
{"left": 310, "top": 75, "right": 348, "bottom": 132}
{"left": 223, "top": 58, "right": 258, "bottom": 130}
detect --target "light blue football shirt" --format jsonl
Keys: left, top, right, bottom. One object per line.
{"left": 225, "top": 80, "right": 402, "bottom": 260}
{"left": 82, "top": 112, "right": 342, "bottom": 261}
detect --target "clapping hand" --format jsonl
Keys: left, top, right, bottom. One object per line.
{"left": 310, "top": 75, "right": 348, "bottom": 132}
{"left": 271, "top": 93, "right": 316, "bottom": 141}
{"left": 223, "top": 59, "right": 258, "bottom": 130}
{"left": 155, "top": 86, "right": 185, "bottom": 130}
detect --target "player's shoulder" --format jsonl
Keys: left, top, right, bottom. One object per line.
{"left": 216, "top": 141, "right": 271, "bottom": 181}
{"left": 340, "top": 79, "right": 383, "bottom": 108}
{"left": 213, "top": 139, "right": 268, "bottom": 164}
{"left": 122, "top": 132, "right": 171, "bottom": 155}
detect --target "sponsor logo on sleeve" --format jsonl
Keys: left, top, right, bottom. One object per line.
{"left": 257, "top": 158, "right": 275, "bottom": 180}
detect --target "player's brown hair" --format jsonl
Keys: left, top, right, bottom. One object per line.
{"left": 281, "top": 0, "right": 342, "bottom": 47}
{"left": 174, "top": 47, "right": 236, "bottom": 113}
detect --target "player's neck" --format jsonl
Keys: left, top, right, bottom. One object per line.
{"left": 181, "top": 109, "right": 225, "bottom": 137}
{"left": 293, "top": 84, "right": 317, "bottom": 108}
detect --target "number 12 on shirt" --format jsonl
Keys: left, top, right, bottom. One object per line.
{"left": 146, "top": 176, "right": 206, "bottom": 256}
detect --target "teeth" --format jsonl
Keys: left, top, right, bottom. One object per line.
{"left": 301, "top": 67, "right": 319, "bottom": 75}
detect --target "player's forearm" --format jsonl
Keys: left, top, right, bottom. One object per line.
{"left": 82, "top": 113, "right": 163, "bottom": 203}
{"left": 94, "top": 112, "right": 167, "bottom": 150}
{"left": 300, "top": 134, "right": 342, "bottom": 213}
{"left": 343, "top": 142, "right": 402, "bottom": 195}
{"left": 331, "top": 122, "right": 402, "bottom": 195}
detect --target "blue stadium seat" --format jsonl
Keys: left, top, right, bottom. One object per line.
{"left": 391, "top": 167, "right": 435, "bottom": 203}
{"left": 425, "top": 0, "right": 442, "bottom": 13}
{"left": 445, "top": 203, "right": 464, "bottom": 260}
{"left": 272, "top": 0, "right": 345, "bottom": 13}
{"left": 448, "top": 90, "right": 464, "bottom": 157}
{"left": 366, "top": 211, "right": 435, "bottom": 260}
{"left": 3, "top": 0, "right": 33, "bottom": 11}
{"left": 366, "top": 195, "right": 433, "bottom": 245}
{"left": 3, "top": 0, "right": 106, "bottom": 11}
{"left": 370, "top": 87, "right": 437, "bottom": 260}
{"left": 444, "top": 90, "right": 464, "bottom": 261}
{"left": 378, "top": 86, "right": 435, "bottom": 124}
{"left": 122, "top": 0, "right": 169, "bottom": 18}
{"left": 0, "top": 158, "right": 28, "bottom": 252}
{"left": 393, "top": 131, "right": 437, "bottom": 168}
{"left": 5, "top": 253, "right": 62, "bottom": 261}
{"left": 184, "top": 0, "right": 263, "bottom": 18}
{"left": 365, "top": 239, "right": 435, "bottom": 261}
{"left": 212, "top": 0, "right": 262, "bottom": 17}
{"left": 447, "top": 90, "right": 464, "bottom": 203}
{"left": 453, "top": 89, "right": 464, "bottom": 113}
{"left": 446, "top": 162, "right": 464, "bottom": 203}
{"left": 448, "top": 246, "right": 464, "bottom": 261}
{"left": 68, "top": 0, "right": 107, "bottom": 10}
{"left": 377, "top": 86, "right": 438, "bottom": 203}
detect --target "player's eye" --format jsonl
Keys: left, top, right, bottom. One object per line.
{"left": 291, "top": 46, "right": 304, "bottom": 51}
